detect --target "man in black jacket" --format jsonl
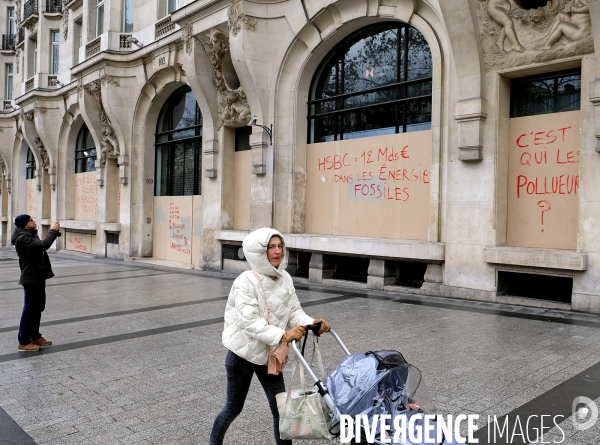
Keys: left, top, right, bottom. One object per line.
{"left": 11, "top": 214, "right": 61, "bottom": 352}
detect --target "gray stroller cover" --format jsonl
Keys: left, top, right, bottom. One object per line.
{"left": 324, "top": 351, "right": 465, "bottom": 444}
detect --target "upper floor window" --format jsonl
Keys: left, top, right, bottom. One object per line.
{"left": 31, "top": 39, "right": 37, "bottom": 76}
{"left": 25, "top": 148, "right": 36, "bottom": 179}
{"left": 155, "top": 86, "right": 203, "bottom": 196}
{"left": 7, "top": 8, "right": 15, "bottom": 35}
{"left": 6, "top": 64, "right": 13, "bottom": 100}
{"left": 123, "top": 0, "right": 133, "bottom": 32}
{"left": 511, "top": 69, "right": 581, "bottom": 118}
{"left": 167, "top": 0, "right": 177, "bottom": 15}
{"left": 50, "top": 30, "right": 59, "bottom": 74}
{"left": 75, "top": 124, "right": 97, "bottom": 173}
{"left": 308, "top": 22, "right": 432, "bottom": 143}
{"left": 96, "top": 0, "right": 105, "bottom": 36}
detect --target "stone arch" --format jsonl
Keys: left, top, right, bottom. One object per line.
{"left": 57, "top": 103, "right": 100, "bottom": 221}
{"left": 11, "top": 130, "right": 38, "bottom": 219}
{"left": 274, "top": 2, "right": 447, "bottom": 240}
{"left": 130, "top": 65, "right": 210, "bottom": 257}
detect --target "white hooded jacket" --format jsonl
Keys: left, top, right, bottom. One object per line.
{"left": 222, "top": 228, "right": 314, "bottom": 365}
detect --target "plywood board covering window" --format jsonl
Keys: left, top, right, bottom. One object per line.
{"left": 233, "top": 150, "right": 251, "bottom": 230}
{"left": 305, "top": 131, "right": 431, "bottom": 239}
{"left": 74, "top": 171, "right": 98, "bottom": 221}
{"left": 507, "top": 110, "right": 580, "bottom": 249}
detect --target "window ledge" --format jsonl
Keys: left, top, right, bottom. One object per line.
{"left": 64, "top": 0, "right": 82, "bottom": 9}
{"left": 484, "top": 246, "right": 587, "bottom": 271}
{"left": 43, "top": 11, "right": 63, "bottom": 18}
{"left": 61, "top": 220, "right": 96, "bottom": 231}
{"left": 217, "top": 230, "right": 445, "bottom": 261}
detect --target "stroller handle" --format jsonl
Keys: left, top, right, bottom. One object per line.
{"left": 289, "top": 329, "right": 349, "bottom": 418}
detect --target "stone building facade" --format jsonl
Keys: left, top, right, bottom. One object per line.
{"left": 0, "top": 0, "right": 599, "bottom": 312}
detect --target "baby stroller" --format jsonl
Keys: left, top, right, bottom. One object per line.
{"left": 290, "top": 331, "right": 464, "bottom": 444}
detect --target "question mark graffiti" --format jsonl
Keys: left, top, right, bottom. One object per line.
{"left": 538, "top": 200, "right": 551, "bottom": 233}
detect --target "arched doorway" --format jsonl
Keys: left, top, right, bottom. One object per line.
{"left": 305, "top": 22, "right": 434, "bottom": 240}
{"left": 152, "top": 86, "right": 203, "bottom": 267}
{"left": 24, "top": 147, "right": 38, "bottom": 217}
{"left": 64, "top": 123, "right": 99, "bottom": 255}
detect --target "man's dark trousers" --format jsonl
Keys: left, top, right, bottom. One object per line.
{"left": 18, "top": 280, "right": 46, "bottom": 346}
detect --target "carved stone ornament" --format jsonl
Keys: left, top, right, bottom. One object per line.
{"left": 199, "top": 30, "right": 251, "bottom": 128}
{"left": 477, "top": 0, "right": 594, "bottom": 71}
{"left": 77, "top": 77, "right": 84, "bottom": 98}
{"left": 181, "top": 23, "right": 194, "bottom": 55}
{"left": 228, "top": 0, "right": 258, "bottom": 38}
{"left": 0, "top": 157, "right": 5, "bottom": 174}
{"left": 24, "top": 110, "right": 34, "bottom": 121}
{"left": 15, "top": 47, "right": 20, "bottom": 74}
{"left": 63, "top": 8, "right": 69, "bottom": 41}
{"left": 84, "top": 80, "right": 120, "bottom": 164}
{"left": 99, "top": 67, "right": 120, "bottom": 87}
{"left": 35, "top": 137, "right": 49, "bottom": 169}
{"left": 15, "top": 0, "right": 21, "bottom": 24}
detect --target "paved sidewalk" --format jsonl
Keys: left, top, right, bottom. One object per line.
{"left": 1, "top": 250, "right": 600, "bottom": 444}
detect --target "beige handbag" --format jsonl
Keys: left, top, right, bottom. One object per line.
{"left": 252, "top": 270, "right": 290, "bottom": 375}
{"left": 276, "top": 337, "right": 334, "bottom": 440}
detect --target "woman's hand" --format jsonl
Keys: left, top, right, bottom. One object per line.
{"left": 311, "top": 318, "right": 331, "bottom": 336}
{"left": 407, "top": 403, "right": 420, "bottom": 411}
{"left": 280, "top": 326, "right": 306, "bottom": 344}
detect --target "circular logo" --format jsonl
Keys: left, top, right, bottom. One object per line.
{"left": 572, "top": 396, "right": 599, "bottom": 431}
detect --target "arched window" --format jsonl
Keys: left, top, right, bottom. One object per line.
{"left": 308, "top": 22, "right": 432, "bottom": 143}
{"left": 75, "top": 124, "right": 97, "bottom": 173}
{"left": 155, "top": 86, "right": 202, "bottom": 196}
{"left": 25, "top": 147, "right": 35, "bottom": 179}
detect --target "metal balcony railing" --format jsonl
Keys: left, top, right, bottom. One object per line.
{"left": 155, "top": 16, "right": 175, "bottom": 39}
{"left": 48, "top": 75, "right": 59, "bottom": 87}
{"left": 16, "top": 28, "right": 25, "bottom": 46}
{"left": 45, "top": 0, "right": 62, "bottom": 13}
{"left": 3, "top": 100, "right": 14, "bottom": 111}
{"left": 23, "top": 0, "right": 39, "bottom": 21}
{"left": 1, "top": 35, "right": 15, "bottom": 51}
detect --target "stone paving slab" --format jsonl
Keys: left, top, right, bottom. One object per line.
{"left": 1, "top": 250, "right": 600, "bottom": 444}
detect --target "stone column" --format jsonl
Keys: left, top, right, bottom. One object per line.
{"left": 308, "top": 253, "right": 334, "bottom": 283}
{"left": 367, "top": 259, "right": 396, "bottom": 290}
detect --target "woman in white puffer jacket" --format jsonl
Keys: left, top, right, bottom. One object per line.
{"left": 209, "top": 227, "right": 331, "bottom": 445}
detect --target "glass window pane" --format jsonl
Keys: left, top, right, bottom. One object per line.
{"left": 512, "top": 71, "right": 581, "bottom": 117}
{"left": 310, "top": 100, "right": 336, "bottom": 116}
{"left": 173, "top": 92, "right": 198, "bottom": 130}
{"left": 52, "top": 44, "right": 59, "bottom": 74}
{"left": 406, "top": 27, "right": 432, "bottom": 81}
{"left": 97, "top": 4, "right": 104, "bottom": 36}
{"left": 183, "top": 142, "right": 195, "bottom": 195}
{"left": 170, "top": 144, "right": 185, "bottom": 196}
{"left": 123, "top": 0, "right": 134, "bottom": 32}
{"left": 343, "top": 26, "right": 398, "bottom": 95}
{"left": 556, "top": 75, "right": 581, "bottom": 113}
{"left": 171, "top": 129, "right": 195, "bottom": 140}
{"left": 310, "top": 115, "right": 339, "bottom": 143}
{"left": 167, "top": 0, "right": 177, "bottom": 14}
{"left": 406, "top": 100, "right": 432, "bottom": 133}
{"left": 343, "top": 88, "right": 397, "bottom": 110}
{"left": 342, "top": 105, "right": 396, "bottom": 140}
{"left": 311, "top": 56, "right": 338, "bottom": 101}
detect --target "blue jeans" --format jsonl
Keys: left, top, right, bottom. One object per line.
{"left": 209, "top": 350, "right": 292, "bottom": 445}
{"left": 18, "top": 281, "right": 46, "bottom": 345}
